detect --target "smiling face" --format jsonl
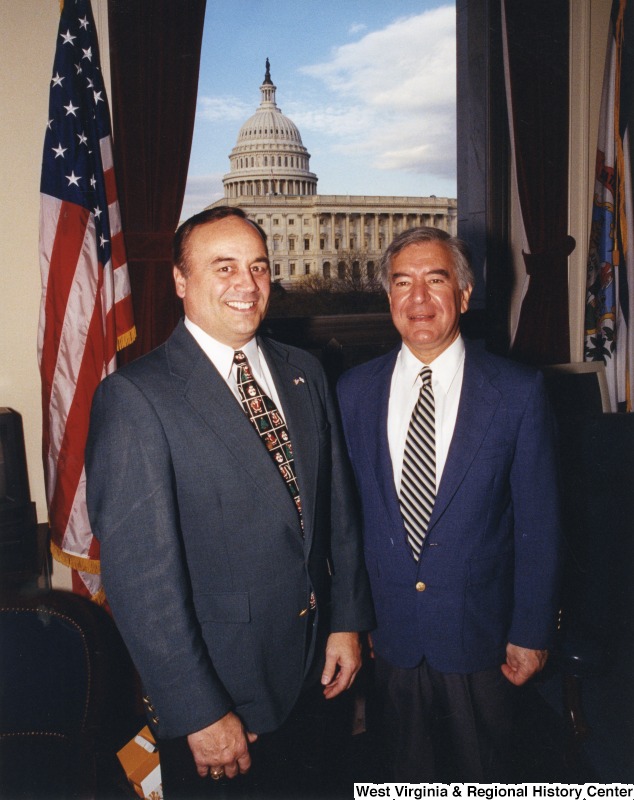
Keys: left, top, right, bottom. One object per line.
{"left": 173, "top": 215, "right": 271, "bottom": 349}
{"left": 388, "top": 240, "right": 472, "bottom": 363}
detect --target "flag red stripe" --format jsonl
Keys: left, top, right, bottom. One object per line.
{"left": 49, "top": 269, "right": 106, "bottom": 544}
{"left": 40, "top": 199, "right": 91, "bottom": 498}
{"left": 103, "top": 166, "right": 117, "bottom": 206}
{"left": 40, "top": 200, "right": 91, "bottom": 410}
{"left": 111, "top": 229, "right": 127, "bottom": 271}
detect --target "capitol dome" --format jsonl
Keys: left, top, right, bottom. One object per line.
{"left": 223, "top": 60, "right": 318, "bottom": 200}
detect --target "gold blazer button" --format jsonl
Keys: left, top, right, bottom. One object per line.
{"left": 415, "top": 581, "right": 426, "bottom": 592}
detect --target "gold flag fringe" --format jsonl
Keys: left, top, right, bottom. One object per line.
{"left": 117, "top": 325, "right": 137, "bottom": 352}
{"left": 50, "top": 540, "right": 107, "bottom": 605}
{"left": 50, "top": 539, "right": 101, "bottom": 574}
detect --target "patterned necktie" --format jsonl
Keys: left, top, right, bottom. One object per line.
{"left": 400, "top": 366, "right": 436, "bottom": 561}
{"left": 233, "top": 350, "right": 303, "bottom": 525}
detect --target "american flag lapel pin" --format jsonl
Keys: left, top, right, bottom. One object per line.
{"left": 293, "top": 377, "right": 305, "bottom": 385}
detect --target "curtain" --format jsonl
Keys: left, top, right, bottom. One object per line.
{"left": 108, "top": 0, "right": 207, "bottom": 362}
{"left": 501, "top": 0, "right": 573, "bottom": 365}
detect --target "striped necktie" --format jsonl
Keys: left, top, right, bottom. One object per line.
{"left": 233, "top": 350, "right": 303, "bottom": 526}
{"left": 399, "top": 366, "right": 436, "bottom": 561}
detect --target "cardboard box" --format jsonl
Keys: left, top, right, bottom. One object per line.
{"left": 117, "top": 726, "right": 163, "bottom": 799}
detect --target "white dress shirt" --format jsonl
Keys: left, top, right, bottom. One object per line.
{"left": 184, "top": 317, "right": 287, "bottom": 419}
{"left": 388, "top": 336, "right": 466, "bottom": 494}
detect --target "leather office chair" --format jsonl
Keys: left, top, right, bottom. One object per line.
{"left": 0, "top": 588, "right": 140, "bottom": 798}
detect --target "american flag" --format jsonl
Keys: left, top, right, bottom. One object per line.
{"left": 38, "top": 0, "right": 135, "bottom": 601}
{"left": 585, "top": 0, "right": 633, "bottom": 411}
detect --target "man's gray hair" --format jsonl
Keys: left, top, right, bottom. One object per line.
{"left": 379, "top": 226, "right": 475, "bottom": 292}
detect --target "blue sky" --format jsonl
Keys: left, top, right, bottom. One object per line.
{"left": 182, "top": 0, "right": 456, "bottom": 220}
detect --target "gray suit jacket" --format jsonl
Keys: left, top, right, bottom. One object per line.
{"left": 86, "top": 320, "right": 374, "bottom": 739}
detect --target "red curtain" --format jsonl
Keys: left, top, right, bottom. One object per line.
{"left": 108, "top": 0, "right": 206, "bottom": 362}
{"left": 502, "top": 0, "right": 573, "bottom": 365}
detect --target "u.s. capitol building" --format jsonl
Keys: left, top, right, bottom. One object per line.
{"left": 208, "top": 60, "right": 456, "bottom": 288}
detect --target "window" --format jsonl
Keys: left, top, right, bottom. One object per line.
{"left": 367, "top": 261, "right": 375, "bottom": 280}
{"left": 257, "top": 218, "right": 264, "bottom": 225}
{"left": 183, "top": 7, "right": 459, "bottom": 320}
{"left": 289, "top": 239, "right": 295, "bottom": 251}
{"left": 274, "top": 263, "right": 281, "bottom": 277}
{"left": 288, "top": 218, "right": 295, "bottom": 225}
{"left": 323, "top": 262, "right": 331, "bottom": 279}
{"left": 273, "top": 218, "right": 279, "bottom": 225}
{"left": 338, "top": 262, "right": 346, "bottom": 279}
{"left": 304, "top": 262, "right": 310, "bottom": 275}
{"left": 290, "top": 262, "right": 296, "bottom": 275}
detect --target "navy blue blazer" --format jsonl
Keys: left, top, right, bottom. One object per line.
{"left": 337, "top": 340, "right": 561, "bottom": 674}
{"left": 86, "top": 321, "right": 374, "bottom": 739}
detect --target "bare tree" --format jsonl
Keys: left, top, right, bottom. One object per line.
{"left": 300, "top": 249, "right": 383, "bottom": 294}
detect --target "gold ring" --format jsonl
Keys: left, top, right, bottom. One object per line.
{"left": 210, "top": 768, "right": 224, "bottom": 780}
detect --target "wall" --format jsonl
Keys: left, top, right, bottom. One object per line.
{"left": 1, "top": 2, "right": 58, "bottom": 533}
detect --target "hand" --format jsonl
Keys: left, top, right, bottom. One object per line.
{"left": 501, "top": 643, "right": 548, "bottom": 686}
{"left": 321, "top": 631, "right": 362, "bottom": 699}
{"left": 187, "top": 712, "right": 258, "bottom": 779}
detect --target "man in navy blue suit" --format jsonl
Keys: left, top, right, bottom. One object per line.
{"left": 337, "top": 226, "right": 561, "bottom": 781}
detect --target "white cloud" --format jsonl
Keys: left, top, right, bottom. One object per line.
{"left": 196, "top": 95, "right": 253, "bottom": 123}
{"left": 180, "top": 173, "right": 225, "bottom": 222}
{"left": 296, "top": 6, "right": 455, "bottom": 181}
{"left": 348, "top": 22, "right": 367, "bottom": 35}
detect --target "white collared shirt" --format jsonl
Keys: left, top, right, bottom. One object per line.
{"left": 184, "top": 317, "right": 287, "bottom": 419}
{"left": 388, "top": 336, "right": 465, "bottom": 494}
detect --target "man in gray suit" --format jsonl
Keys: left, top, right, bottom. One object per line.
{"left": 85, "top": 206, "right": 374, "bottom": 797}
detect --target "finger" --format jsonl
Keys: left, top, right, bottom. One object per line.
{"left": 501, "top": 662, "right": 529, "bottom": 686}
{"left": 322, "top": 665, "right": 352, "bottom": 699}
{"left": 323, "top": 680, "right": 346, "bottom": 699}
{"left": 321, "top": 651, "right": 338, "bottom": 686}
{"left": 236, "top": 751, "right": 252, "bottom": 774}
{"left": 223, "top": 759, "right": 240, "bottom": 779}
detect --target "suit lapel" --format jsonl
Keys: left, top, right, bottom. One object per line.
{"left": 358, "top": 350, "right": 405, "bottom": 534}
{"left": 166, "top": 323, "right": 300, "bottom": 533}
{"left": 427, "top": 344, "right": 501, "bottom": 532}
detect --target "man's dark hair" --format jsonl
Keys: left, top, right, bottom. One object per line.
{"left": 379, "top": 226, "right": 475, "bottom": 292}
{"left": 173, "top": 206, "right": 268, "bottom": 276}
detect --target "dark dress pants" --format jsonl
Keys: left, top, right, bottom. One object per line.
{"left": 374, "top": 654, "right": 517, "bottom": 782}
